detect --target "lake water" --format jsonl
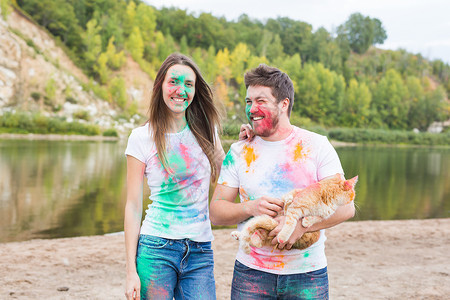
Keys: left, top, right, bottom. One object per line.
{"left": 0, "top": 139, "right": 449, "bottom": 243}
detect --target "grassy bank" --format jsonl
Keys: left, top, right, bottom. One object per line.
{"left": 0, "top": 112, "right": 118, "bottom": 137}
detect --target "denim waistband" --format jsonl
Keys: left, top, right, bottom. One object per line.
{"left": 139, "top": 234, "right": 211, "bottom": 246}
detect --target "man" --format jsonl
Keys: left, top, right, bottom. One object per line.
{"left": 210, "top": 64, "right": 355, "bottom": 299}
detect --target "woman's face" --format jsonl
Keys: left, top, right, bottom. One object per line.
{"left": 162, "top": 64, "right": 196, "bottom": 116}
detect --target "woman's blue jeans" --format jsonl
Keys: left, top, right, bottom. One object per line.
{"left": 231, "top": 260, "right": 329, "bottom": 299}
{"left": 136, "top": 235, "right": 216, "bottom": 300}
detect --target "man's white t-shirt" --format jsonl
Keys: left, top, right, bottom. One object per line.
{"left": 218, "top": 126, "right": 344, "bottom": 274}
{"left": 125, "top": 123, "right": 214, "bottom": 242}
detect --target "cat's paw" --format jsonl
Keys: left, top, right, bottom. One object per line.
{"left": 231, "top": 231, "right": 241, "bottom": 240}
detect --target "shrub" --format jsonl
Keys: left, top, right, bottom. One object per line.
{"left": 328, "top": 128, "right": 450, "bottom": 146}
{"left": 222, "top": 122, "right": 241, "bottom": 138}
{"left": 66, "top": 96, "right": 77, "bottom": 104}
{"left": 73, "top": 110, "right": 90, "bottom": 121}
{"left": 102, "top": 128, "right": 118, "bottom": 137}
{"left": 31, "top": 92, "right": 41, "bottom": 101}
{"left": 0, "top": 112, "right": 101, "bottom": 136}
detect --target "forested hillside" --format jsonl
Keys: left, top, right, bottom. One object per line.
{"left": 2, "top": 0, "right": 449, "bottom": 134}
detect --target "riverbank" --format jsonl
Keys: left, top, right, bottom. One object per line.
{"left": 1, "top": 218, "right": 448, "bottom": 299}
{"left": 0, "top": 133, "right": 119, "bottom": 141}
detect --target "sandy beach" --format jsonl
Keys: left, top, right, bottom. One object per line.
{"left": 1, "top": 218, "right": 449, "bottom": 299}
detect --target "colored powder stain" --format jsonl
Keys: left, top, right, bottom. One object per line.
{"left": 293, "top": 142, "right": 304, "bottom": 161}
{"left": 178, "top": 143, "right": 192, "bottom": 169}
{"left": 242, "top": 145, "right": 257, "bottom": 170}
{"left": 250, "top": 251, "right": 285, "bottom": 270}
{"left": 280, "top": 161, "right": 316, "bottom": 188}
{"left": 303, "top": 251, "right": 310, "bottom": 258}
{"left": 245, "top": 104, "right": 252, "bottom": 123}
{"left": 239, "top": 186, "right": 255, "bottom": 202}
{"left": 261, "top": 164, "right": 294, "bottom": 196}
{"left": 299, "top": 288, "right": 315, "bottom": 299}
{"left": 222, "top": 151, "right": 235, "bottom": 167}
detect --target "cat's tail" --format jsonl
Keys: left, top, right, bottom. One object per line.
{"left": 239, "top": 215, "right": 278, "bottom": 254}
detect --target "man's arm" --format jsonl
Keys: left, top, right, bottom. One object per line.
{"left": 210, "top": 184, "right": 284, "bottom": 226}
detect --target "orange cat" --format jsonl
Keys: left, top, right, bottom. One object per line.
{"left": 231, "top": 174, "right": 358, "bottom": 254}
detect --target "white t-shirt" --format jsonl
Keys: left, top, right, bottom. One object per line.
{"left": 125, "top": 123, "right": 214, "bottom": 242}
{"left": 218, "top": 126, "right": 344, "bottom": 274}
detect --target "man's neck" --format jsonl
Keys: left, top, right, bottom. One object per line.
{"left": 260, "top": 120, "right": 293, "bottom": 142}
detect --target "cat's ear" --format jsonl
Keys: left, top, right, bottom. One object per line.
{"left": 344, "top": 175, "right": 358, "bottom": 190}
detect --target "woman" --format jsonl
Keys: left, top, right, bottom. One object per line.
{"left": 124, "top": 53, "right": 225, "bottom": 300}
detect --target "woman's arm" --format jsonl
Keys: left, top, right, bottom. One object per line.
{"left": 124, "top": 155, "right": 145, "bottom": 300}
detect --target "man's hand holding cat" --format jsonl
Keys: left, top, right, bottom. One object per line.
{"left": 245, "top": 196, "right": 284, "bottom": 218}
{"left": 268, "top": 216, "right": 308, "bottom": 250}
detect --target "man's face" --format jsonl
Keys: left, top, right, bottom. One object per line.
{"left": 245, "top": 85, "right": 282, "bottom": 138}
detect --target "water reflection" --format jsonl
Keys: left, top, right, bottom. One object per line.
{"left": 337, "top": 146, "right": 450, "bottom": 220}
{"left": 0, "top": 140, "right": 129, "bottom": 242}
{"left": 0, "top": 140, "right": 449, "bottom": 243}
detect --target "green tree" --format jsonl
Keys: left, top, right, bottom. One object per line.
{"left": 216, "top": 48, "right": 232, "bottom": 84}
{"left": 123, "top": 0, "right": 136, "bottom": 36}
{"left": 180, "top": 35, "right": 189, "bottom": 54}
{"left": 135, "top": 2, "right": 156, "bottom": 44}
{"left": 83, "top": 18, "right": 102, "bottom": 72}
{"left": 105, "top": 36, "right": 125, "bottom": 70}
{"left": 126, "top": 26, "right": 144, "bottom": 62}
{"left": 230, "top": 43, "right": 251, "bottom": 85}
{"left": 1, "top": 0, "right": 12, "bottom": 19}
{"left": 372, "top": 69, "right": 409, "bottom": 129}
{"left": 337, "top": 13, "right": 387, "bottom": 54}
{"left": 341, "top": 79, "right": 372, "bottom": 127}
{"left": 94, "top": 53, "right": 109, "bottom": 84}
{"left": 18, "top": 0, "right": 83, "bottom": 50}
{"left": 109, "top": 76, "right": 127, "bottom": 109}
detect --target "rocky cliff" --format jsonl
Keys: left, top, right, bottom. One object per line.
{"left": 0, "top": 7, "right": 152, "bottom": 135}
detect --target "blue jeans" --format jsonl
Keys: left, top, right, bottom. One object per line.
{"left": 136, "top": 235, "right": 216, "bottom": 300}
{"left": 231, "top": 260, "right": 329, "bottom": 300}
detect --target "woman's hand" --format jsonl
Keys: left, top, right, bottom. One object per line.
{"left": 125, "top": 271, "right": 141, "bottom": 300}
{"left": 238, "top": 124, "right": 255, "bottom": 141}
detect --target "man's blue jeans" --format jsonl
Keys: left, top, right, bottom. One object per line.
{"left": 136, "top": 235, "right": 216, "bottom": 300}
{"left": 231, "top": 260, "right": 329, "bottom": 299}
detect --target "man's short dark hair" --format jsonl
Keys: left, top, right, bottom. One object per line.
{"left": 244, "top": 64, "right": 294, "bottom": 116}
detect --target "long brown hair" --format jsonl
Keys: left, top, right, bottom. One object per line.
{"left": 148, "top": 53, "right": 222, "bottom": 180}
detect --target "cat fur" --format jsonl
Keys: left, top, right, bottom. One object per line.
{"left": 231, "top": 173, "right": 358, "bottom": 254}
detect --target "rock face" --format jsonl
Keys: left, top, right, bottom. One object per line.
{"left": 0, "top": 8, "right": 152, "bottom": 135}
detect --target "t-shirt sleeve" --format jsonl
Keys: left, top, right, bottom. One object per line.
{"left": 125, "top": 129, "right": 147, "bottom": 163}
{"left": 316, "top": 136, "right": 344, "bottom": 180}
{"left": 217, "top": 145, "right": 240, "bottom": 188}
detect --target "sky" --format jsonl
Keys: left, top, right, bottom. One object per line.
{"left": 145, "top": 0, "right": 450, "bottom": 64}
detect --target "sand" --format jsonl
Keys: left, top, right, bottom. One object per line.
{"left": 1, "top": 218, "right": 449, "bottom": 300}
